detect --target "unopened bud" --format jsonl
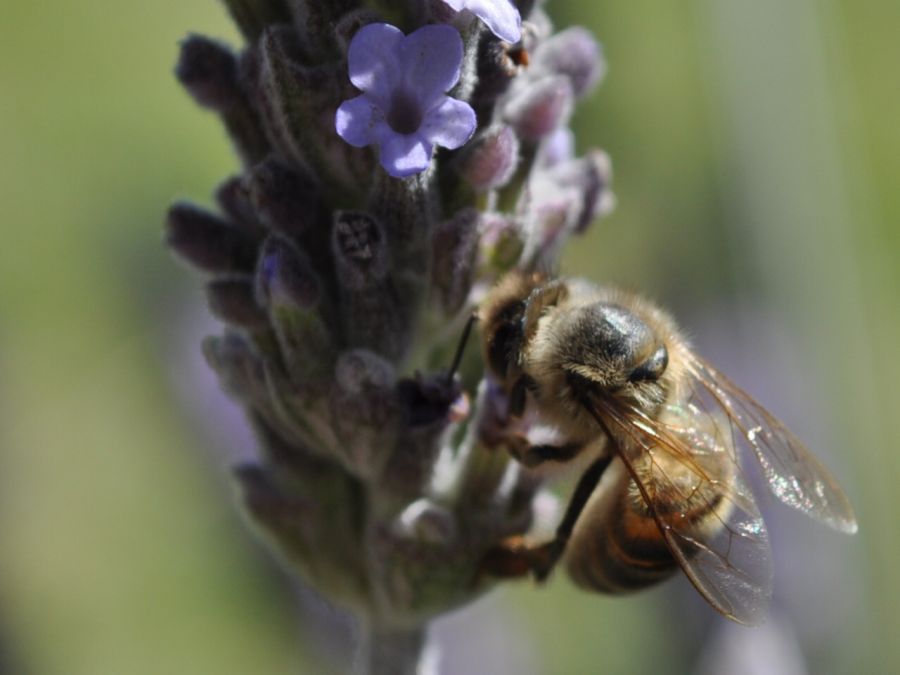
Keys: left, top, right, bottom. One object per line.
{"left": 176, "top": 35, "right": 270, "bottom": 165}
{"left": 256, "top": 235, "right": 319, "bottom": 308}
{"left": 549, "top": 149, "right": 614, "bottom": 233}
{"left": 432, "top": 208, "right": 480, "bottom": 315}
{"left": 176, "top": 35, "right": 240, "bottom": 110}
{"left": 503, "top": 74, "right": 573, "bottom": 141}
{"left": 332, "top": 211, "right": 389, "bottom": 290}
{"left": 245, "top": 156, "right": 324, "bottom": 240}
{"left": 532, "top": 27, "right": 605, "bottom": 98}
{"left": 165, "top": 202, "right": 258, "bottom": 274}
{"left": 215, "top": 176, "right": 261, "bottom": 234}
{"left": 206, "top": 276, "right": 270, "bottom": 329}
{"left": 458, "top": 125, "right": 520, "bottom": 192}
{"left": 478, "top": 212, "right": 525, "bottom": 277}
{"left": 332, "top": 212, "right": 411, "bottom": 360}
{"left": 330, "top": 349, "right": 400, "bottom": 477}
{"left": 257, "top": 236, "right": 335, "bottom": 387}
{"left": 535, "top": 127, "right": 574, "bottom": 169}
{"left": 202, "top": 333, "right": 268, "bottom": 406}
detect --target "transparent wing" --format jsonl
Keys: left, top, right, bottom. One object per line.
{"left": 585, "top": 394, "right": 773, "bottom": 625}
{"left": 684, "top": 355, "right": 858, "bottom": 534}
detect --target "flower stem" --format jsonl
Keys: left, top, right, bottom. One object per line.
{"left": 357, "top": 622, "right": 427, "bottom": 675}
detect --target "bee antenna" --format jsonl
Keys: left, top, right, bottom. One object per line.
{"left": 447, "top": 313, "right": 479, "bottom": 385}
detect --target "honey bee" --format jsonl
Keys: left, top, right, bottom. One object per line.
{"left": 477, "top": 271, "right": 857, "bottom": 624}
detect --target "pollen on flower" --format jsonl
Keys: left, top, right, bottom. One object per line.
{"left": 335, "top": 23, "right": 477, "bottom": 178}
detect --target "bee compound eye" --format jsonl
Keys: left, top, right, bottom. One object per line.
{"left": 628, "top": 344, "right": 669, "bottom": 383}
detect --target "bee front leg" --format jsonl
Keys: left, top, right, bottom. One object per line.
{"left": 480, "top": 456, "right": 611, "bottom": 582}
{"left": 506, "top": 435, "right": 585, "bottom": 468}
{"left": 479, "top": 537, "right": 565, "bottom": 581}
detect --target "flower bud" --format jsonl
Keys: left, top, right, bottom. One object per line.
{"left": 532, "top": 27, "right": 606, "bottom": 97}
{"left": 215, "top": 176, "right": 261, "bottom": 234}
{"left": 329, "top": 349, "right": 400, "bottom": 478}
{"left": 244, "top": 156, "right": 324, "bottom": 241}
{"left": 202, "top": 333, "right": 269, "bottom": 406}
{"left": 257, "top": 235, "right": 336, "bottom": 387}
{"left": 233, "top": 459, "right": 370, "bottom": 608}
{"left": 432, "top": 208, "right": 480, "bottom": 315}
{"left": 332, "top": 211, "right": 413, "bottom": 361}
{"left": 332, "top": 211, "right": 390, "bottom": 290}
{"left": 457, "top": 125, "right": 520, "bottom": 192}
{"left": 535, "top": 126, "right": 574, "bottom": 169}
{"left": 205, "top": 276, "right": 270, "bottom": 329}
{"left": 176, "top": 35, "right": 240, "bottom": 110}
{"left": 503, "top": 74, "right": 574, "bottom": 141}
{"left": 549, "top": 149, "right": 615, "bottom": 233}
{"left": 165, "top": 202, "right": 259, "bottom": 274}
{"left": 478, "top": 212, "right": 525, "bottom": 277}
{"left": 176, "top": 35, "right": 270, "bottom": 165}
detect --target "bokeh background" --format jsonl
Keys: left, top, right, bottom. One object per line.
{"left": 2, "top": 1, "right": 897, "bottom": 673}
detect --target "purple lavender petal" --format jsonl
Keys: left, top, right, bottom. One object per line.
{"left": 335, "top": 94, "right": 388, "bottom": 147}
{"left": 443, "top": 0, "right": 521, "bottom": 44}
{"left": 420, "top": 96, "right": 477, "bottom": 149}
{"left": 379, "top": 133, "right": 433, "bottom": 178}
{"left": 348, "top": 23, "right": 404, "bottom": 103}
{"left": 398, "top": 25, "right": 464, "bottom": 107}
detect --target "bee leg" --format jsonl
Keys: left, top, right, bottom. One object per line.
{"left": 506, "top": 434, "right": 585, "bottom": 468}
{"left": 522, "top": 280, "right": 569, "bottom": 343}
{"left": 508, "top": 374, "right": 538, "bottom": 418}
{"left": 532, "top": 456, "right": 611, "bottom": 580}
{"left": 521, "top": 442, "right": 584, "bottom": 467}
{"left": 480, "top": 456, "right": 611, "bottom": 582}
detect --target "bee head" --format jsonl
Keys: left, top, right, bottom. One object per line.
{"left": 479, "top": 271, "right": 548, "bottom": 383}
{"left": 561, "top": 302, "right": 670, "bottom": 406}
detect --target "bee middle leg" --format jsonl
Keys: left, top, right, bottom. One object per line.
{"left": 480, "top": 455, "right": 611, "bottom": 582}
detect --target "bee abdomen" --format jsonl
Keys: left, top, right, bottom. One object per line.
{"left": 566, "top": 461, "right": 678, "bottom": 593}
{"left": 566, "top": 452, "right": 732, "bottom": 594}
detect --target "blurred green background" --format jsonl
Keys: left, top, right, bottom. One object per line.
{"left": 1, "top": 1, "right": 897, "bottom": 673}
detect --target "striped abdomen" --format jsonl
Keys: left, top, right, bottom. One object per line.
{"left": 565, "top": 449, "right": 733, "bottom": 594}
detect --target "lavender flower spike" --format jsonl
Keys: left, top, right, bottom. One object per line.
{"left": 172, "top": 3, "right": 615, "bottom": 671}
{"left": 442, "top": 0, "right": 522, "bottom": 43}
{"left": 335, "top": 23, "right": 477, "bottom": 178}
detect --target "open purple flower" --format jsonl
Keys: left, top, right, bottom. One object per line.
{"left": 335, "top": 23, "right": 477, "bottom": 179}
{"left": 442, "top": 0, "right": 522, "bottom": 44}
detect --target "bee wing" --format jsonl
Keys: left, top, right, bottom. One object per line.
{"left": 684, "top": 355, "right": 858, "bottom": 534}
{"left": 585, "top": 394, "right": 773, "bottom": 625}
